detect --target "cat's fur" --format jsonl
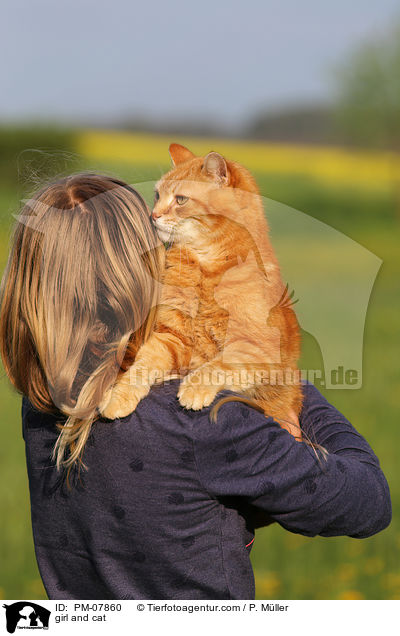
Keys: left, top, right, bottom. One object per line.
{"left": 100, "top": 144, "right": 302, "bottom": 434}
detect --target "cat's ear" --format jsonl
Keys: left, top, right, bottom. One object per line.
{"left": 169, "top": 143, "right": 195, "bottom": 166}
{"left": 202, "top": 152, "right": 229, "bottom": 184}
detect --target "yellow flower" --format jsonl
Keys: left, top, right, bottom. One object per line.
{"left": 76, "top": 130, "right": 400, "bottom": 192}
{"left": 338, "top": 590, "right": 364, "bottom": 600}
{"left": 256, "top": 572, "right": 282, "bottom": 597}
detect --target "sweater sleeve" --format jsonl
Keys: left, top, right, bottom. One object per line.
{"left": 193, "top": 383, "right": 392, "bottom": 538}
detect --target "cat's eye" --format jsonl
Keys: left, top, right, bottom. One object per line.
{"left": 175, "top": 195, "right": 188, "bottom": 205}
{"left": 154, "top": 190, "right": 160, "bottom": 203}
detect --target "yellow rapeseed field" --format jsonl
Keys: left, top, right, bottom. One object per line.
{"left": 77, "top": 129, "right": 400, "bottom": 190}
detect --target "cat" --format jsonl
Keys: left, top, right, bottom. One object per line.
{"left": 99, "top": 144, "right": 303, "bottom": 437}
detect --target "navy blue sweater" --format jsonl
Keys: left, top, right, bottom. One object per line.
{"left": 22, "top": 381, "right": 391, "bottom": 600}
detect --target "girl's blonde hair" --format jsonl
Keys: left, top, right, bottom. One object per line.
{"left": 0, "top": 173, "right": 164, "bottom": 469}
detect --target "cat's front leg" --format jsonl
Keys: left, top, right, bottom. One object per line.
{"left": 99, "top": 327, "right": 191, "bottom": 419}
{"left": 178, "top": 336, "right": 266, "bottom": 410}
{"left": 98, "top": 364, "right": 151, "bottom": 420}
{"left": 177, "top": 364, "right": 227, "bottom": 410}
{"left": 177, "top": 373, "right": 219, "bottom": 410}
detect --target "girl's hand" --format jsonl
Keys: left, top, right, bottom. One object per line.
{"left": 278, "top": 409, "right": 302, "bottom": 441}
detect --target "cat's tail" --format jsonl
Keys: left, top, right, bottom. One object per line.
{"left": 210, "top": 395, "right": 265, "bottom": 422}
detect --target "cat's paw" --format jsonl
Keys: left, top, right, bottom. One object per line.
{"left": 99, "top": 382, "right": 150, "bottom": 419}
{"left": 177, "top": 375, "right": 219, "bottom": 410}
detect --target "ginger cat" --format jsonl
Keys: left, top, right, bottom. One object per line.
{"left": 100, "top": 144, "right": 302, "bottom": 436}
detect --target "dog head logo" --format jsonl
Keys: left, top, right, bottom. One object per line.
{"left": 2, "top": 602, "right": 50, "bottom": 633}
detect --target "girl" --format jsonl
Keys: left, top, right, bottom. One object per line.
{"left": 0, "top": 173, "right": 391, "bottom": 599}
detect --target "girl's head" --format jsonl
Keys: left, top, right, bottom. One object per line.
{"left": 0, "top": 173, "right": 163, "bottom": 467}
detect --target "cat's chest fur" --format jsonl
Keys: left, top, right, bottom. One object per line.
{"left": 162, "top": 244, "right": 230, "bottom": 366}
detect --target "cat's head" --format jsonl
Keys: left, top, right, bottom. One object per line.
{"left": 152, "top": 144, "right": 261, "bottom": 244}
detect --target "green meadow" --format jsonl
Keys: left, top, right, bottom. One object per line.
{"left": 0, "top": 129, "right": 399, "bottom": 599}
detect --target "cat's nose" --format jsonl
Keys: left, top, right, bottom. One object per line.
{"left": 152, "top": 209, "right": 162, "bottom": 220}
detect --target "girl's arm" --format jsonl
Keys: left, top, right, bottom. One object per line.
{"left": 193, "top": 383, "right": 392, "bottom": 538}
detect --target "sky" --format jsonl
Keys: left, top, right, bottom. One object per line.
{"left": 1, "top": 0, "right": 399, "bottom": 128}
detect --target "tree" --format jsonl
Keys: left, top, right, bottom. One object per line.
{"left": 334, "top": 21, "right": 400, "bottom": 217}
{"left": 335, "top": 22, "right": 400, "bottom": 151}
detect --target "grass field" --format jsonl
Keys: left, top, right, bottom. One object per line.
{"left": 0, "top": 129, "right": 399, "bottom": 600}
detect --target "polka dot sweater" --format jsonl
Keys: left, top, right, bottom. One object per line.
{"left": 22, "top": 381, "right": 391, "bottom": 600}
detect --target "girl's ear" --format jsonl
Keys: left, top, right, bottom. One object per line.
{"left": 202, "top": 151, "right": 229, "bottom": 184}
{"left": 169, "top": 143, "right": 196, "bottom": 166}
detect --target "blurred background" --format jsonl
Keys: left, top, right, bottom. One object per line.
{"left": 0, "top": 0, "right": 399, "bottom": 600}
